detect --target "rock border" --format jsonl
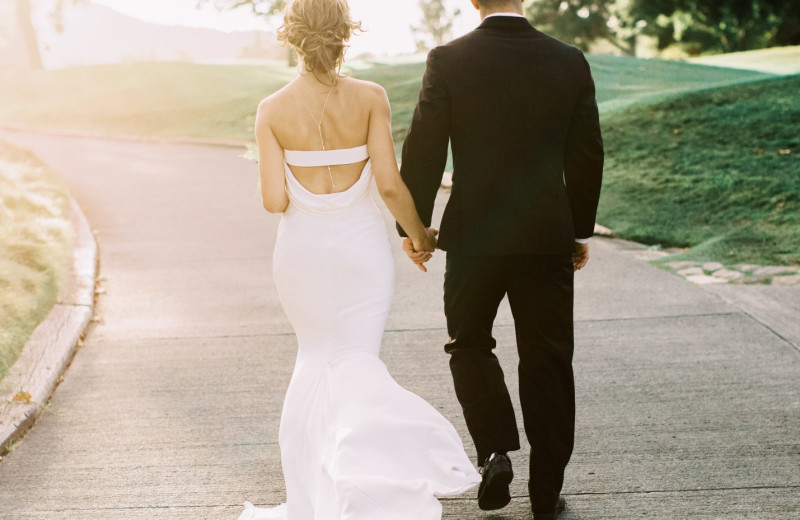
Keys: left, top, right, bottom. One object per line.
{"left": 664, "top": 261, "right": 800, "bottom": 286}
{"left": 595, "top": 231, "right": 800, "bottom": 286}
{"left": 0, "top": 198, "right": 97, "bottom": 455}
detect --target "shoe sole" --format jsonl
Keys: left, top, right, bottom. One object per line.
{"left": 477, "top": 467, "right": 514, "bottom": 511}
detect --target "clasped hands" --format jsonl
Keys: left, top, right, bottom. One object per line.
{"left": 402, "top": 228, "right": 438, "bottom": 272}
{"left": 404, "top": 230, "right": 591, "bottom": 274}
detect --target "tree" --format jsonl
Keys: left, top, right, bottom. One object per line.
{"left": 197, "top": 1, "right": 296, "bottom": 64}
{"left": 50, "top": 0, "right": 88, "bottom": 32}
{"left": 14, "top": 0, "right": 86, "bottom": 70}
{"left": 527, "top": 0, "right": 800, "bottom": 56}
{"left": 16, "top": 0, "right": 43, "bottom": 69}
{"left": 526, "top": 0, "right": 640, "bottom": 55}
{"left": 629, "top": 0, "right": 800, "bottom": 54}
{"left": 411, "top": 0, "right": 461, "bottom": 51}
{"left": 197, "top": 0, "right": 285, "bottom": 18}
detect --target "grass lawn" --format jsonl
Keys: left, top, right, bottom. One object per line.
{"left": 0, "top": 56, "right": 765, "bottom": 144}
{"left": 690, "top": 45, "right": 800, "bottom": 75}
{"left": 0, "top": 62, "right": 296, "bottom": 142}
{"left": 0, "top": 141, "right": 73, "bottom": 381}
{"left": 599, "top": 75, "right": 800, "bottom": 266}
{"left": 354, "top": 54, "right": 767, "bottom": 144}
{"left": 0, "top": 53, "right": 795, "bottom": 266}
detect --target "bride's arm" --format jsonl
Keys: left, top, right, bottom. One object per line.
{"left": 255, "top": 99, "right": 290, "bottom": 213}
{"left": 368, "top": 86, "right": 436, "bottom": 253}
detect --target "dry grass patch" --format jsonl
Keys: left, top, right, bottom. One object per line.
{"left": 0, "top": 141, "right": 73, "bottom": 381}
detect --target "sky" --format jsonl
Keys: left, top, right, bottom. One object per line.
{"left": 88, "top": 0, "right": 487, "bottom": 57}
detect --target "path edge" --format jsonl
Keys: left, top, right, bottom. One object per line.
{"left": 0, "top": 124, "right": 250, "bottom": 150}
{"left": 0, "top": 198, "right": 97, "bottom": 455}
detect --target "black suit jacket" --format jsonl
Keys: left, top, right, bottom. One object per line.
{"left": 398, "top": 16, "right": 604, "bottom": 255}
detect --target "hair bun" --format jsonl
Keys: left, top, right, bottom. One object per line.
{"left": 277, "top": 0, "right": 362, "bottom": 74}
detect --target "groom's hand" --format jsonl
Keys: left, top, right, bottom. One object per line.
{"left": 572, "top": 242, "right": 590, "bottom": 272}
{"left": 414, "top": 227, "right": 438, "bottom": 253}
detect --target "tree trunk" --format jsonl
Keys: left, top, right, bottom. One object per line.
{"left": 603, "top": 34, "right": 637, "bottom": 56}
{"left": 16, "top": 0, "right": 43, "bottom": 69}
{"left": 625, "top": 35, "right": 638, "bottom": 57}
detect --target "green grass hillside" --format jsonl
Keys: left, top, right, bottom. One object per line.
{"left": 599, "top": 75, "right": 799, "bottom": 266}
{"left": 0, "top": 62, "right": 295, "bottom": 141}
{"left": 690, "top": 45, "right": 800, "bottom": 75}
{"left": 0, "top": 56, "right": 764, "bottom": 143}
{"left": 354, "top": 55, "right": 767, "bottom": 143}
{"left": 0, "top": 55, "right": 794, "bottom": 266}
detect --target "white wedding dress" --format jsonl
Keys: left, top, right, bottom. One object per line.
{"left": 238, "top": 145, "right": 480, "bottom": 520}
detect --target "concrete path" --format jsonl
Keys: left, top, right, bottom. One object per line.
{"left": 0, "top": 132, "right": 797, "bottom": 519}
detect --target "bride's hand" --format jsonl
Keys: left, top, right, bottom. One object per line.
{"left": 403, "top": 228, "right": 438, "bottom": 273}
{"left": 402, "top": 238, "right": 431, "bottom": 272}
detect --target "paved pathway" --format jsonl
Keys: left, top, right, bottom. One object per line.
{"left": 0, "top": 132, "right": 798, "bottom": 519}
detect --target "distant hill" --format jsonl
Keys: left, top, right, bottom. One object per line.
{"left": 32, "top": 2, "right": 285, "bottom": 69}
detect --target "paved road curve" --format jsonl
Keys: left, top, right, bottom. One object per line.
{"left": 0, "top": 132, "right": 798, "bottom": 519}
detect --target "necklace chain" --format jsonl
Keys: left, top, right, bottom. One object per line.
{"left": 295, "top": 80, "right": 337, "bottom": 189}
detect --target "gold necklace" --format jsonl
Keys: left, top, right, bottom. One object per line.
{"left": 294, "top": 80, "right": 337, "bottom": 189}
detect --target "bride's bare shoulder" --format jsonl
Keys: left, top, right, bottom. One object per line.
{"left": 342, "top": 77, "right": 388, "bottom": 104}
{"left": 256, "top": 82, "right": 296, "bottom": 120}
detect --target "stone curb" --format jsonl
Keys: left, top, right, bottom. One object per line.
{"left": 595, "top": 230, "right": 800, "bottom": 285}
{"left": 0, "top": 198, "right": 98, "bottom": 454}
{"left": 0, "top": 124, "right": 250, "bottom": 150}
{"left": 667, "top": 261, "right": 800, "bottom": 286}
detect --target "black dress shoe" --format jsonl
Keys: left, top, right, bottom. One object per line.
{"left": 533, "top": 495, "right": 566, "bottom": 520}
{"left": 477, "top": 452, "right": 514, "bottom": 511}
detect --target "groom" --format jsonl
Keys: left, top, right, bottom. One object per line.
{"left": 398, "top": 0, "right": 604, "bottom": 518}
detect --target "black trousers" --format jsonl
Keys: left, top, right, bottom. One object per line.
{"left": 444, "top": 252, "right": 576, "bottom": 514}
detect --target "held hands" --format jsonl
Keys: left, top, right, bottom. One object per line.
{"left": 403, "top": 228, "right": 439, "bottom": 273}
{"left": 572, "top": 242, "right": 590, "bottom": 272}
{"left": 404, "top": 232, "right": 587, "bottom": 272}
{"left": 404, "top": 232, "right": 588, "bottom": 272}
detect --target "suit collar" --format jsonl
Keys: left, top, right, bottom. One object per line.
{"left": 484, "top": 12, "right": 526, "bottom": 20}
{"left": 478, "top": 15, "right": 534, "bottom": 31}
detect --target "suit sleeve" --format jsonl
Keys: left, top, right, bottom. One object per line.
{"left": 396, "top": 48, "right": 451, "bottom": 237}
{"left": 564, "top": 50, "right": 604, "bottom": 240}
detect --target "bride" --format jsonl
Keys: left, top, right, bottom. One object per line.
{"left": 238, "top": 0, "right": 481, "bottom": 518}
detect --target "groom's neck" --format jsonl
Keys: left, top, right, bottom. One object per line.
{"left": 478, "top": 1, "right": 524, "bottom": 20}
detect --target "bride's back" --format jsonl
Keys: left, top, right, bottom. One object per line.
{"left": 268, "top": 77, "right": 374, "bottom": 195}
{"left": 260, "top": 0, "right": 373, "bottom": 195}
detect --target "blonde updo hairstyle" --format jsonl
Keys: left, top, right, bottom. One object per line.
{"left": 277, "top": 0, "right": 362, "bottom": 76}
